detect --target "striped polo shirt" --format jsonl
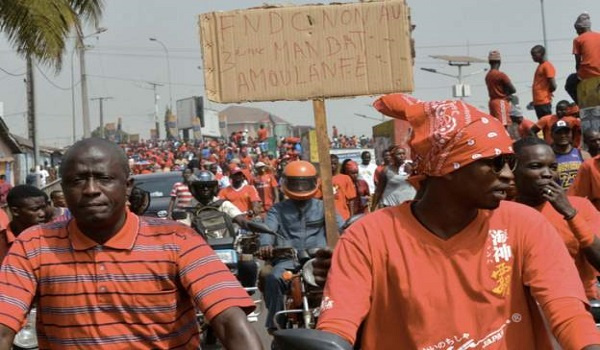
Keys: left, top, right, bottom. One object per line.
{"left": 0, "top": 212, "right": 255, "bottom": 349}
{"left": 170, "top": 182, "right": 193, "bottom": 208}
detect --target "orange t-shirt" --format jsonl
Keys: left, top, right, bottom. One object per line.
{"left": 257, "top": 128, "right": 268, "bottom": 142}
{"left": 573, "top": 31, "right": 600, "bottom": 79}
{"left": 537, "top": 197, "right": 600, "bottom": 299}
{"left": 518, "top": 119, "right": 535, "bottom": 139}
{"left": 535, "top": 115, "right": 581, "bottom": 145}
{"left": 240, "top": 155, "right": 253, "bottom": 169}
{"left": 485, "top": 69, "right": 512, "bottom": 99}
{"left": 253, "top": 174, "right": 278, "bottom": 212}
{"left": 532, "top": 61, "right": 556, "bottom": 105}
{"left": 332, "top": 174, "right": 357, "bottom": 221}
{"left": 218, "top": 184, "right": 260, "bottom": 214}
{"left": 318, "top": 201, "right": 599, "bottom": 349}
{"left": 569, "top": 156, "right": 600, "bottom": 210}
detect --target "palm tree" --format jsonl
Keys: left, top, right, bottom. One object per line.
{"left": 0, "top": 0, "right": 104, "bottom": 166}
{"left": 0, "top": 0, "right": 103, "bottom": 69}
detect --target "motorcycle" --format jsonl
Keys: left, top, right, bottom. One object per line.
{"left": 264, "top": 214, "right": 365, "bottom": 331}
{"left": 172, "top": 210, "right": 273, "bottom": 345}
{"left": 272, "top": 328, "right": 352, "bottom": 350}
{"left": 266, "top": 247, "right": 322, "bottom": 330}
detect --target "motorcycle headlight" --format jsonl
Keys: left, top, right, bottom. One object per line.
{"left": 13, "top": 309, "right": 38, "bottom": 349}
{"left": 302, "top": 258, "right": 319, "bottom": 287}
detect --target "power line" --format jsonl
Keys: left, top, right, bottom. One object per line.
{"left": 86, "top": 74, "right": 202, "bottom": 87}
{"left": 415, "top": 37, "right": 573, "bottom": 50}
{"left": 0, "top": 66, "right": 25, "bottom": 77}
{"left": 34, "top": 65, "right": 71, "bottom": 91}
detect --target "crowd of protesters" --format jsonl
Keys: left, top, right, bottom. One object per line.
{"left": 1, "top": 10, "right": 600, "bottom": 350}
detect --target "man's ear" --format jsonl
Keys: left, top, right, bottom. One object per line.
{"left": 9, "top": 206, "right": 19, "bottom": 217}
{"left": 125, "top": 177, "right": 134, "bottom": 197}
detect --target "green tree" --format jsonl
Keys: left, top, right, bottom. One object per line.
{"left": 0, "top": 0, "right": 104, "bottom": 70}
{"left": 0, "top": 0, "right": 104, "bottom": 165}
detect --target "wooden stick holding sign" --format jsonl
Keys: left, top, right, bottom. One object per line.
{"left": 312, "top": 99, "right": 339, "bottom": 247}
{"left": 198, "top": 1, "right": 415, "bottom": 247}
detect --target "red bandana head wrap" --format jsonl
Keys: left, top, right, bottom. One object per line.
{"left": 373, "top": 93, "right": 513, "bottom": 177}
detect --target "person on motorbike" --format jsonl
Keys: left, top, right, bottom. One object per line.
{"left": 312, "top": 94, "right": 600, "bottom": 349}
{"left": 188, "top": 170, "right": 269, "bottom": 288}
{"left": 259, "top": 160, "right": 343, "bottom": 333}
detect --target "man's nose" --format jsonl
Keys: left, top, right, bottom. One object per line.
{"left": 540, "top": 167, "right": 553, "bottom": 178}
{"left": 82, "top": 178, "right": 100, "bottom": 194}
{"left": 498, "top": 162, "right": 514, "bottom": 181}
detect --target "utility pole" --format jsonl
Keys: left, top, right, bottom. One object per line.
{"left": 73, "top": 27, "right": 107, "bottom": 141}
{"left": 78, "top": 37, "right": 92, "bottom": 139}
{"left": 147, "top": 82, "right": 163, "bottom": 139}
{"left": 26, "top": 54, "right": 39, "bottom": 169}
{"left": 540, "top": 0, "right": 548, "bottom": 53}
{"left": 91, "top": 97, "right": 113, "bottom": 138}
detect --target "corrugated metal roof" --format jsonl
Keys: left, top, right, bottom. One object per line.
{"left": 219, "top": 106, "right": 290, "bottom": 125}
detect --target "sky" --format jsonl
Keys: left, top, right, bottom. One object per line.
{"left": 0, "top": 0, "right": 599, "bottom": 147}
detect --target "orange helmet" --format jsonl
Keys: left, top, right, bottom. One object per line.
{"left": 281, "top": 160, "right": 318, "bottom": 200}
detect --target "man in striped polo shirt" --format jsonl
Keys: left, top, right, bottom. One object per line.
{"left": 0, "top": 138, "right": 262, "bottom": 349}
{"left": 167, "top": 168, "right": 194, "bottom": 219}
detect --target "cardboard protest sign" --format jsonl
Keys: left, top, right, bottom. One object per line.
{"left": 199, "top": 1, "right": 413, "bottom": 103}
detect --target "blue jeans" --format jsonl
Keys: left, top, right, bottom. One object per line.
{"left": 263, "top": 259, "right": 295, "bottom": 329}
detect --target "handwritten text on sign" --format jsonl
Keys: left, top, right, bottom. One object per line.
{"left": 199, "top": 1, "right": 413, "bottom": 102}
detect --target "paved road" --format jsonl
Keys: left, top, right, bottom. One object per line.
{"left": 202, "top": 290, "right": 272, "bottom": 349}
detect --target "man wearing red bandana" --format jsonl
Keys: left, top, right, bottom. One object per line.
{"left": 316, "top": 94, "right": 600, "bottom": 350}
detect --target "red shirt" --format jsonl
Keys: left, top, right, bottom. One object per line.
{"left": 535, "top": 115, "right": 581, "bottom": 145}
{"left": 240, "top": 155, "right": 253, "bottom": 169}
{"left": 485, "top": 69, "right": 512, "bottom": 99}
{"left": 332, "top": 174, "right": 357, "bottom": 220}
{"left": 0, "top": 212, "right": 254, "bottom": 349}
{"left": 257, "top": 128, "right": 268, "bottom": 142}
{"left": 569, "top": 156, "right": 600, "bottom": 210}
{"left": 532, "top": 61, "right": 556, "bottom": 105}
{"left": 537, "top": 197, "right": 600, "bottom": 299}
{"left": 351, "top": 179, "right": 370, "bottom": 214}
{"left": 218, "top": 184, "right": 261, "bottom": 214}
{"left": 318, "top": 201, "right": 600, "bottom": 349}
{"left": 253, "top": 174, "right": 278, "bottom": 212}
{"left": 573, "top": 31, "right": 600, "bottom": 79}
{"left": 518, "top": 119, "right": 535, "bottom": 139}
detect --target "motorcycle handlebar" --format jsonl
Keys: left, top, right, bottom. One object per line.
{"left": 272, "top": 329, "right": 353, "bottom": 350}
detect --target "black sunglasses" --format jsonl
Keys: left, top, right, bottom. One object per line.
{"left": 482, "top": 154, "right": 518, "bottom": 173}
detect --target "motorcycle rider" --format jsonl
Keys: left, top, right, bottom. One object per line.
{"left": 259, "top": 160, "right": 343, "bottom": 333}
{"left": 314, "top": 94, "right": 600, "bottom": 349}
{"left": 187, "top": 170, "right": 269, "bottom": 288}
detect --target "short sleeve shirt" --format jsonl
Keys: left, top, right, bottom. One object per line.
{"left": 485, "top": 69, "right": 512, "bottom": 99}
{"left": 532, "top": 61, "right": 556, "bottom": 105}
{"left": 317, "top": 201, "right": 596, "bottom": 349}
{"left": 218, "top": 184, "right": 261, "bottom": 213}
{"left": 573, "top": 31, "right": 600, "bottom": 79}
{"left": 169, "top": 182, "right": 192, "bottom": 208}
{"left": 0, "top": 212, "right": 255, "bottom": 349}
